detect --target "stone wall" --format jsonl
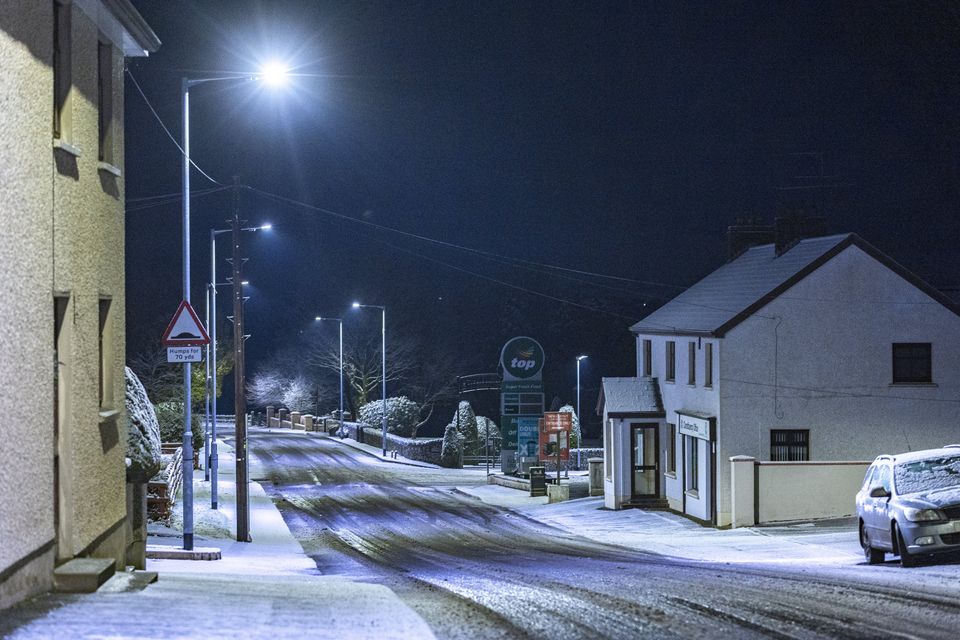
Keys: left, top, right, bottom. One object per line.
{"left": 541, "top": 448, "right": 604, "bottom": 472}
{"left": 342, "top": 422, "right": 444, "bottom": 465}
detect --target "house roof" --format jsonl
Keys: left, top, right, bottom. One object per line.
{"left": 597, "top": 377, "right": 664, "bottom": 417}
{"left": 630, "top": 233, "right": 960, "bottom": 337}
{"left": 77, "top": 0, "right": 161, "bottom": 56}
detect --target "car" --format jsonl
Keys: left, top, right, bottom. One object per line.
{"left": 856, "top": 446, "right": 960, "bottom": 567}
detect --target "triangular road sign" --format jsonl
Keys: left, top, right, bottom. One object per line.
{"left": 162, "top": 300, "right": 210, "bottom": 346}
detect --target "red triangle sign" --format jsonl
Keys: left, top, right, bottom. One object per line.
{"left": 162, "top": 300, "right": 210, "bottom": 346}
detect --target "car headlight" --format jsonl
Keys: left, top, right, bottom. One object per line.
{"left": 903, "top": 507, "right": 946, "bottom": 522}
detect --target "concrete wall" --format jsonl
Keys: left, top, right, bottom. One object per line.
{"left": 729, "top": 457, "right": 870, "bottom": 526}
{"left": 0, "top": 2, "right": 142, "bottom": 608}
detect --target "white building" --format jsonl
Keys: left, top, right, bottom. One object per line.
{"left": 601, "top": 233, "right": 960, "bottom": 526}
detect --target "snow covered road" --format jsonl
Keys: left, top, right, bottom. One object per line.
{"left": 250, "top": 429, "right": 960, "bottom": 640}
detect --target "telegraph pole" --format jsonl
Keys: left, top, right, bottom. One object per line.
{"left": 231, "top": 177, "right": 250, "bottom": 542}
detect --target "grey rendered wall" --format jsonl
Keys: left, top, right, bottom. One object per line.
{"left": 719, "top": 245, "right": 960, "bottom": 525}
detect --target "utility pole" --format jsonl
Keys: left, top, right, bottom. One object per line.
{"left": 231, "top": 177, "right": 250, "bottom": 542}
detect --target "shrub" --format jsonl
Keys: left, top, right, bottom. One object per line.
{"left": 358, "top": 396, "right": 420, "bottom": 437}
{"left": 440, "top": 422, "right": 465, "bottom": 468}
{"left": 155, "top": 401, "right": 204, "bottom": 452}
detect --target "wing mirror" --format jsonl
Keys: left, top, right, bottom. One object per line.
{"left": 869, "top": 486, "right": 891, "bottom": 499}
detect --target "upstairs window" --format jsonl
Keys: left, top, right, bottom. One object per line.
{"left": 687, "top": 342, "right": 696, "bottom": 385}
{"left": 665, "top": 341, "right": 675, "bottom": 381}
{"left": 53, "top": 1, "right": 73, "bottom": 141}
{"left": 892, "top": 343, "right": 932, "bottom": 384}
{"left": 704, "top": 343, "right": 713, "bottom": 387}
{"left": 642, "top": 339, "right": 651, "bottom": 377}
{"left": 97, "top": 40, "right": 115, "bottom": 164}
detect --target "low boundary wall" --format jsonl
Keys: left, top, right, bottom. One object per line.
{"left": 730, "top": 456, "right": 870, "bottom": 527}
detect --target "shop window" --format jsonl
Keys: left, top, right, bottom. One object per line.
{"left": 892, "top": 343, "right": 931, "bottom": 384}
{"left": 685, "top": 436, "right": 698, "bottom": 492}
{"left": 642, "top": 339, "right": 651, "bottom": 377}
{"left": 665, "top": 341, "right": 675, "bottom": 381}
{"left": 687, "top": 342, "right": 696, "bottom": 385}
{"left": 666, "top": 423, "right": 676, "bottom": 474}
{"left": 53, "top": 1, "right": 73, "bottom": 142}
{"left": 704, "top": 343, "right": 713, "bottom": 387}
{"left": 770, "top": 429, "right": 809, "bottom": 461}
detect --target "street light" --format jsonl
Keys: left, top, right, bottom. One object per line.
{"left": 315, "top": 317, "right": 344, "bottom": 438}
{"left": 182, "top": 66, "right": 285, "bottom": 549}
{"left": 207, "top": 224, "right": 269, "bottom": 512}
{"left": 576, "top": 355, "right": 588, "bottom": 469}
{"left": 352, "top": 302, "right": 387, "bottom": 456}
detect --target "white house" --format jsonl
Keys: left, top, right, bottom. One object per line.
{"left": 601, "top": 233, "right": 960, "bottom": 526}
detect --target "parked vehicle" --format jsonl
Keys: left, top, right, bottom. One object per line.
{"left": 856, "top": 445, "right": 960, "bottom": 567}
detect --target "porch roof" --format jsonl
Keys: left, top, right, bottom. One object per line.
{"left": 597, "top": 377, "right": 664, "bottom": 418}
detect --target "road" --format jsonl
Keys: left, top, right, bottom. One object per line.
{"left": 249, "top": 429, "right": 960, "bottom": 639}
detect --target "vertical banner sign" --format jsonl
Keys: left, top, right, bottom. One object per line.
{"left": 500, "top": 336, "right": 545, "bottom": 470}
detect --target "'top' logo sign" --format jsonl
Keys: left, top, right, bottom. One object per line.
{"left": 500, "top": 336, "right": 545, "bottom": 380}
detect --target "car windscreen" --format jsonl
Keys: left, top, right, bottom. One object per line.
{"left": 894, "top": 455, "right": 960, "bottom": 495}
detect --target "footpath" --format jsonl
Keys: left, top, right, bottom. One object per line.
{"left": 0, "top": 441, "right": 435, "bottom": 640}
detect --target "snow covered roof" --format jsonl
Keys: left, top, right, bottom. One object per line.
{"left": 630, "top": 233, "right": 960, "bottom": 337}
{"left": 598, "top": 377, "right": 664, "bottom": 418}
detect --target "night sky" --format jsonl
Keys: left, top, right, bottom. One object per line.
{"left": 124, "top": 1, "right": 960, "bottom": 432}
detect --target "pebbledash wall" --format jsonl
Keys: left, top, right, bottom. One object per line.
{"left": 0, "top": 1, "right": 158, "bottom": 609}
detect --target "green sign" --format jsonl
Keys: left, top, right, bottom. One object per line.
{"left": 500, "top": 336, "right": 545, "bottom": 380}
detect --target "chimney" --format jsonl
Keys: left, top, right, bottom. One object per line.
{"left": 727, "top": 218, "right": 774, "bottom": 260}
{"left": 774, "top": 215, "right": 827, "bottom": 256}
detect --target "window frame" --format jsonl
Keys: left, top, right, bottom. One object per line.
{"left": 642, "top": 339, "right": 652, "bottom": 377}
{"left": 770, "top": 429, "right": 809, "bottom": 462}
{"left": 685, "top": 435, "right": 698, "bottom": 493}
{"left": 704, "top": 342, "right": 713, "bottom": 387}
{"left": 604, "top": 419, "right": 613, "bottom": 481}
{"left": 53, "top": 0, "right": 73, "bottom": 143}
{"left": 666, "top": 423, "right": 676, "bottom": 475}
{"left": 97, "top": 39, "right": 115, "bottom": 165}
{"left": 892, "top": 342, "right": 932, "bottom": 385}
{"left": 665, "top": 341, "right": 675, "bottom": 382}
{"left": 98, "top": 297, "right": 113, "bottom": 410}
{"left": 687, "top": 341, "right": 696, "bottom": 385}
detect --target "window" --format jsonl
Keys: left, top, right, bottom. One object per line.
{"left": 878, "top": 464, "right": 892, "bottom": 494}
{"left": 770, "top": 429, "right": 809, "bottom": 461}
{"left": 704, "top": 343, "right": 713, "bottom": 387}
{"left": 642, "top": 339, "right": 651, "bottom": 377}
{"left": 892, "top": 343, "right": 932, "bottom": 384}
{"left": 53, "top": 1, "right": 72, "bottom": 142}
{"left": 98, "top": 298, "right": 113, "bottom": 409}
{"left": 687, "top": 342, "right": 696, "bottom": 385}
{"left": 97, "top": 40, "right": 114, "bottom": 164}
{"left": 665, "top": 341, "right": 675, "bottom": 381}
{"left": 685, "top": 435, "right": 698, "bottom": 492}
{"left": 666, "top": 423, "right": 676, "bottom": 474}
{"left": 604, "top": 420, "right": 612, "bottom": 480}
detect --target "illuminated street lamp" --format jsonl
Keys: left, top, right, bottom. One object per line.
{"left": 315, "top": 317, "right": 344, "bottom": 437}
{"left": 352, "top": 302, "right": 387, "bottom": 456}
{"left": 181, "top": 63, "right": 287, "bottom": 549}
{"left": 576, "top": 355, "right": 588, "bottom": 469}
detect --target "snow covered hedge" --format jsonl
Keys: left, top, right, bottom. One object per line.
{"left": 558, "top": 404, "right": 581, "bottom": 448}
{"left": 358, "top": 396, "right": 420, "bottom": 437}
{"left": 440, "top": 423, "right": 465, "bottom": 468}
{"left": 125, "top": 367, "right": 161, "bottom": 482}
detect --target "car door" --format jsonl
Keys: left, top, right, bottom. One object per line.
{"left": 861, "top": 465, "right": 883, "bottom": 539}
{"left": 872, "top": 464, "right": 894, "bottom": 548}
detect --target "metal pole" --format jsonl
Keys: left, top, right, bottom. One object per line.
{"left": 232, "top": 180, "right": 250, "bottom": 542}
{"left": 381, "top": 307, "right": 387, "bottom": 457}
{"left": 204, "top": 285, "right": 211, "bottom": 481}
{"left": 576, "top": 358, "right": 581, "bottom": 471}
{"left": 210, "top": 230, "right": 219, "bottom": 509}
{"left": 339, "top": 320, "right": 344, "bottom": 436}
{"left": 181, "top": 78, "right": 194, "bottom": 551}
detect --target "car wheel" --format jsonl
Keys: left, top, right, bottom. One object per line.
{"left": 860, "top": 521, "right": 884, "bottom": 564}
{"left": 894, "top": 522, "right": 918, "bottom": 568}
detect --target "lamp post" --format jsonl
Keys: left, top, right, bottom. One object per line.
{"left": 576, "top": 354, "right": 588, "bottom": 469}
{"left": 352, "top": 302, "right": 386, "bottom": 456}
{"left": 182, "top": 64, "right": 286, "bottom": 549}
{"left": 315, "top": 317, "right": 343, "bottom": 436}
{"left": 208, "top": 225, "right": 269, "bottom": 512}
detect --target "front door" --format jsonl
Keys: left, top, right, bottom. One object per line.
{"left": 630, "top": 423, "right": 659, "bottom": 499}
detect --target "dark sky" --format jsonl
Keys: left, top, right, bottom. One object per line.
{"left": 124, "top": 1, "right": 960, "bottom": 426}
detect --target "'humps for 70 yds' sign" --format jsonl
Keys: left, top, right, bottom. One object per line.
{"left": 167, "top": 346, "right": 203, "bottom": 363}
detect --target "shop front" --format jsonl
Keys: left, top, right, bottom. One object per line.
{"left": 675, "top": 411, "right": 716, "bottom": 525}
